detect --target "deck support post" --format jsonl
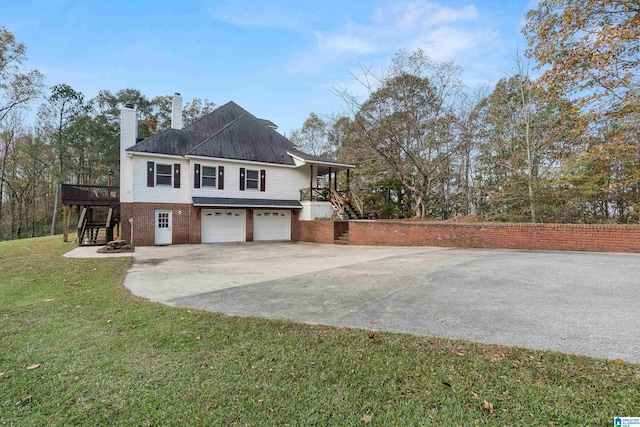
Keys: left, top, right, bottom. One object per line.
{"left": 346, "top": 169, "right": 350, "bottom": 192}
{"left": 62, "top": 205, "right": 69, "bottom": 242}
{"left": 309, "top": 165, "right": 314, "bottom": 200}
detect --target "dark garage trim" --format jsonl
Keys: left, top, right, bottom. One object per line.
{"left": 193, "top": 197, "right": 302, "bottom": 209}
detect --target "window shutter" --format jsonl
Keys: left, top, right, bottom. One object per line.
{"left": 173, "top": 164, "right": 181, "bottom": 188}
{"left": 260, "top": 169, "right": 266, "bottom": 192}
{"left": 194, "top": 164, "right": 200, "bottom": 189}
{"left": 147, "top": 161, "right": 155, "bottom": 187}
{"left": 240, "top": 168, "right": 245, "bottom": 191}
{"left": 218, "top": 166, "right": 224, "bottom": 190}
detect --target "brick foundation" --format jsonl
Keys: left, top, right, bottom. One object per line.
{"left": 120, "top": 202, "right": 199, "bottom": 246}
{"left": 122, "top": 204, "right": 640, "bottom": 253}
{"left": 294, "top": 219, "right": 640, "bottom": 253}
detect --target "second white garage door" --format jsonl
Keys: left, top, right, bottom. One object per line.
{"left": 254, "top": 210, "right": 291, "bottom": 241}
{"left": 201, "top": 209, "right": 246, "bottom": 243}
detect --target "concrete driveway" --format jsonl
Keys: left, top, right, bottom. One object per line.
{"left": 124, "top": 242, "right": 640, "bottom": 363}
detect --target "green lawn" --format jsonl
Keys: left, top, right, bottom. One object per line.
{"left": 0, "top": 236, "right": 638, "bottom": 426}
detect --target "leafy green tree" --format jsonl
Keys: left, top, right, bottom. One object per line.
{"left": 38, "top": 83, "right": 85, "bottom": 235}
{"left": 524, "top": 0, "right": 640, "bottom": 222}
{"left": 474, "top": 71, "right": 584, "bottom": 222}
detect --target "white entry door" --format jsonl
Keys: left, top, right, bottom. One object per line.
{"left": 201, "top": 209, "right": 246, "bottom": 243}
{"left": 155, "top": 210, "right": 172, "bottom": 245}
{"left": 254, "top": 210, "right": 291, "bottom": 241}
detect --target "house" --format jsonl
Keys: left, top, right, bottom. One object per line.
{"left": 119, "top": 94, "right": 359, "bottom": 246}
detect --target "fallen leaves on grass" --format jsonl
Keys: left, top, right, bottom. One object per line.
{"left": 368, "top": 332, "right": 376, "bottom": 341}
{"left": 15, "top": 395, "right": 32, "bottom": 405}
{"left": 196, "top": 334, "right": 201, "bottom": 340}
{"left": 361, "top": 414, "right": 373, "bottom": 423}
{"left": 26, "top": 363, "right": 43, "bottom": 370}
{"left": 483, "top": 400, "right": 494, "bottom": 414}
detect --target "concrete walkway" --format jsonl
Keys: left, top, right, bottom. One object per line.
{"left": 124, "top": 242, "right": 640, "bottom": 363}
{"left": 63, "top": 246, "right": 133, "bottom": 258}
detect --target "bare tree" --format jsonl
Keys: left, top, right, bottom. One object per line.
{"left": 335, "top": 49, "right": 465, "bottom": 218}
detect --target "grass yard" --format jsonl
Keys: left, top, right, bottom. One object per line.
{"left": 1, "top": 236, "right": 638, "bottom": 426}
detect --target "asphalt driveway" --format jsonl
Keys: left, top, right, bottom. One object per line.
{"left": 124, "top": 242, "right": 640, "bottom": 363}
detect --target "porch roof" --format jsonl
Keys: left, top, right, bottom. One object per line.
{"left": 286, "top": 151, "right": 355, "bottom": 174}
{"left": 192, "top": 197, "right": 302, "bottom": 209}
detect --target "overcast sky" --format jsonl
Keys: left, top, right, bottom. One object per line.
{"left": 3, "top": 0, "right": 535, "bottom": 133}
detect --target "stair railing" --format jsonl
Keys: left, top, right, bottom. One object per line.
{"left": 330, "top": 188, "right": 346, "bottom": 220}
{"left": 77, "top": 208, "right": 88, "bottom": 243}
{"left": 347, "top": 190, "right": 365, "bottom": 219}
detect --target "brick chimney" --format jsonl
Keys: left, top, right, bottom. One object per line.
{"left": 171, "top": 93, "right": 183, "bottom": 129}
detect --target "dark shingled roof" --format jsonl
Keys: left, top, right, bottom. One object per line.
{"left": 126, "top": 101, "right": 351, "bottom": 167}
{"left": 193, "top": 197, "right": 302, "bottom": 208}
{"left": 188, "top": 113, "right": 297, "bottom": 165}
{"left": 124, "top": 128, "right": 202, "bottom": 156}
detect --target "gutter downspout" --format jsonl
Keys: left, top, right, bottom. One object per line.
{"left": 129, "top": 218, "right": 134, "bottom": 247}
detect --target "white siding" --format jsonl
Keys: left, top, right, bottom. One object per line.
{"left": 129, "top": 155, "right": 314, "bottom": 204}
{"left": 132, "top": 156, "right": 191, "bottom": 203}
{"left": 120, "top": 155, "right": 134, "bottom": 203}
{"left": 190, "top": 159, "right": 309, "bottom": 201}
{"left": 300, "top": 200, "right": 335, "bottom": 220}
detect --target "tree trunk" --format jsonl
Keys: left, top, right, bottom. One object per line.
{"left": 415, "top": 194, "right": 424, "bottom": 218}
{"left": 51, "top": 181, "right": 60, "bottom": 235}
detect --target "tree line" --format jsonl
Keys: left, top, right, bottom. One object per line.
{"left": 290, "top": 0, "right": 639, "bottom": 222}
{"left": 0, "top": 27, "right": 216, "bottom": 240}
{"left": 1, "top": 0, "right": 638, "bottom": 240}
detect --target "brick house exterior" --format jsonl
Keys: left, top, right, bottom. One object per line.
{"left": 120, "top": 95, "right": 353, "bottom": 246}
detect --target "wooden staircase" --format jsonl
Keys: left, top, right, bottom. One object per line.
{"left": 77, "top": 206, "right": 119, "bottom": 246}
{"left": 330, "top": 189, "right": 365, "bottom": 220}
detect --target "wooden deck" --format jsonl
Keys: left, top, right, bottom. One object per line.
{"left": 61, "top": 184, "right": 119, "bottom": 207}
{"left": 61, "top": 184, "right": 120, "bottom": 245}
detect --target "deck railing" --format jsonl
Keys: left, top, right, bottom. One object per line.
{"left": 300, "top": 187, "right": 365, "bottom": 219}
{"left": 299, "top": 187, "right": 333, "bottom": 202}
{"left": 62, "top": 184, "right": 120, "bottom": 206}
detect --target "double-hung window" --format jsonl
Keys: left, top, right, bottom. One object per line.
{"left": 246, "top": 169, "right": 259, "bottom": 190}
{"left": 194, "top": 164, "right": 224, "bottom": 190}
{"left": 202, "top": 166, "right": 217, "bottom": 187}
{"left": 156, "top": 164, "right": 173, "bottom": 186}
{"left": 147, "top": 161, "right": 180, "bottom": 188}
{"left": 239, "top": 168, "right": 265, "bottom": 192}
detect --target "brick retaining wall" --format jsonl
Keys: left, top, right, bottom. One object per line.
{"left": 295, "top": 219, "right": 640, "bottom": 253}
{"left": 293, "top": 219, "right": 335, "bottom": 244}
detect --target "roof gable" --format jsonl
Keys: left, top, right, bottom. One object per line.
{"left": 187, "top": 113, "right": 296, "bottom": 165}
{"left": 125, "top": 100, "right": 352, "bottom": 168}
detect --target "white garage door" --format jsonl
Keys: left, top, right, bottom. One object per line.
{"left": 254, "top": 210, "right": 291, "bottom": 241}
{"left": 201, "top": 209, "right": 246, "bottom": 243}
